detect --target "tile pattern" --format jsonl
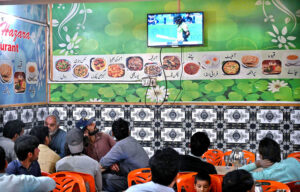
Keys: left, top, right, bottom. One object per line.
{"left": 0, "top": 105, "right": 299, "bottom": 158}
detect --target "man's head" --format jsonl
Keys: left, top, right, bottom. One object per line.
{"left": 258, "top": 137, "right": 281, "bottom": 163}
{"left": 76, "top": 117, "right": 98, "bottom": 137}
{"left": 190, "top": 132, "right": 210, "bottom": 157}
{"left": 0, "top": 146, "right": 7, "bottom": 173}
{"left": 150, "top": 147, "right": 179, "bottom": 187}
{"left": 14, "top": 135, "right": 40, "bottom": 162}
{"left": 66, "top": 128, "right": 84, "bottom": 155}
{"left": 45, "top": 115, "right": 59, "bottom": 135}
{"left": 112, "top": 118, "right": 129, "bottom": 141}
{"left": 174, "top": 15, "right": 183, "bottom": 24}
{"left": 222, "top": 169, "right": 255, "bottom": 192}
{"left": 3, "top": 120, "right": 25, "bottom": 141}
{"left": 29, "top": 126, "right": 50, "bottom": 145}
{"left": 194, "top": 171, "right": 211, "bottom": 192}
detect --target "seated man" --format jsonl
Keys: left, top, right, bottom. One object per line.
{"left": 6, "top": 135, "right": 41, "bottom": 177}
{"left": 0, "top": 120, "right": 25, "bottom": 163}
{"left": 45, "top": 114, "right": 66, "bottom": 157}
{"left": 56, "top": 128, "right": 102, "bottom": 192}
{"left": 76, "top": 117, "right": 116, "bottom": 161}
{"left": 180, "top": 132, "right": 217, "bottom": 174}
{"left": 194, "top": 171, "right": 211, "bottom": 192}
{"left": 240, "top": 137, "right": 300, "bottom": 183}
{"left": 29, "top": 126, "right": 60, "bottom": 173}
{"left": 222, "top": 169, "right": 255, "bottom": 192}
{"left": 126, "top": 147, "right": 179, "bottom": 192}
{"left": 0, "top": 146, "right": 56, "bottom": 192}
{"left": 100, "top": 118, "right": 149, "bottom": 192}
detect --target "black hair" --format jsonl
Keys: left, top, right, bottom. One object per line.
{"left": 29, "top": 126, "right": 49, "bottom": 144}
{"left": 258, "top": 137, "right": 281, "bottom": 163}
{"left": 222, "top": 169, "right": 254, "bottom": 192}
{"left": 150, "top": 147, "right": 179, "bottom": 186}
{"left": 0, "top": 146, "right": 5, "bottom": 171}
{"left": 190, "top": 132, "right": 210, "bottom": 156}
{"left": 3, "top": 120, "right": 25, "bottom": 139}
{"left": 14, "top": 135, "right": 39, "bottom": 161}
{"left": 112, "top": 118, "right": 129, "bottom": 140}
{"left": 194, "top": 171, "right": 211, "bottom": 185}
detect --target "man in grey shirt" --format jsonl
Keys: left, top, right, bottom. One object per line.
{"left": 100, "top": 118, "right": 149, "bottom": 192}
{"left": 0, "top": 120, "right": 25, "bottom": 163}
{"left": 56, "top": 128, "right": 102, "bottom": 192}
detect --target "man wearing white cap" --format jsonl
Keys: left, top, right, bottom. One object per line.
{"left": 55, "top": 128, "right": 102, "bottom": 192}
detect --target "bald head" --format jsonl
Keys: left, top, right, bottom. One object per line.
{"left": 45, "top": 115, "right": 59, "bottom": 134}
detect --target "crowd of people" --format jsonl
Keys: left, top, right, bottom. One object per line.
{"left": 0, "top": 115, "right": 299, "bottom": 192}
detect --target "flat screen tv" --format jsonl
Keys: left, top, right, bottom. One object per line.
{"left": 147, "top": 12, "right": 204, "bottom": 47}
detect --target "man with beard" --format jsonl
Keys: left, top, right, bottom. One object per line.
{"left": 76, "top": 117, "right": 116, "bottom": 162}
{"left": 44, "top": 115, "right": 66, "bottom": 158}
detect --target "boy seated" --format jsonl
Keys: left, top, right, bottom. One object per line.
{"left": 194, "top": 171, "right": 211, "bottom": 192}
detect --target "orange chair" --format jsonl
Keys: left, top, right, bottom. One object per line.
{"left": 48, "top": 172, "right": 87, "bottom": 192}
{"left": 256, "top": 180, "right": 291, "bottom": 192}
{"left": 223, "top": 150, "right": 255, "bottom": 165}
{"left": 127, "top": 168, "right": 152, "bottom": 187}
{"left": 286, "top": 180, "right": 300, "bottom": 192}
{"left": 41, "top": 171, "right": 50, "bottom": 176}
{"left": 202, "top": 149, "right": 225, "bottom": 166}
{"left": 67, "top": 171, "right": 96, "bottom": 192}
{"left": 287, "top": 152, "right": 300, "bottom": 162}
{"left": 176, "top": 172, "right": 222, "bottom": 192}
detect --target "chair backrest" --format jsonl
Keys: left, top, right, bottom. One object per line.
{"left": 202, "top": 149, "right": 225, "bottom": 166}
{"left": 67, "top": 171, "right": 96, "bottom": 192}
{"left": 287, "top": 152, "right": 300, "bottom": 162}
{"left": 286, "top": 180, "right": 300, "bottom": 192}
{"left": 48, "top": 172, "right": 87, "bottom": 192}
{"left": 223, "top": 150, "right": 255, "bottom": 165}
{"left": 41, "top": 171, "right": 50, "bottom": 176}
{"left": 256, "top": 180, "right": 291, "bottom": 192}
{"left": 127, "top": 168, "right": 152, "bottom": 187}
{"left": 176, "top": 172, "right": 223, "bottom": 192}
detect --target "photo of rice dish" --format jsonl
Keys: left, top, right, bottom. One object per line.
{"left": 126, "top": 57, "right": 143, "bottom": 71}
{"left": 91, "top": 58, "right": 106, "bottom": 71}
{"left": 0, "top": 63, "right": 13, "bottom": 83}
{"left": 56, "top": 59, "right": 71, "bottom": 72}
{"left": 108, "top": 64, "right": 125, "bottom": 78}
{"left": 144, "top": 63, "right": 161, "bottom": 76}
{"left": 286, "top": 54, "right": 300, "bottom": 66}
{"left": 222, "top": 61, "right": 240, "bottom": 75}
{"left": 162, "top": 56, "right": 180, "bottom": 70}
{"left": 184, "top": 62, "right": 200, "bottom": 75}
{"left": 73, "top": 65, "right": 89, "bottom": 78}
{"left": 202, "top": 55, "right": 220, "bottom": 69}
{"left": 241, "top": 55, "right": 259, "bottom": 68}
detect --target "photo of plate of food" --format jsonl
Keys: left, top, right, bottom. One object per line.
{"left": 108, "top": 63, "right": 125, "bottom": 78}
{"left": 241, "top": 55, "right": 260, "bottom": 68}
{"left": 14, "top": 72, "right": 26, "bottom": 93}
{"left": 26, "top": 62, "right": 38, "bottom": 84}
{"left": 55, "top": 59, "right": 71, "bottom": 72}
{"left": 73, "top": 64, "right": 89, "bottom": 78}
{"left": 222, "top": 60, "right": 240, "bottom": 75}
{"left": 144, "top": 62, "right": 162, "bottom": 77}
{"left": 184, "top": 62, "right": 200, "bottom": 75}
{"left": 90, "top": 57, "right": 106, "bottom": 71}
{"left": 126, "top": 56, "right": 143, "bottom": 71}
{"left": 285, "top": 54, "right": 300, "bottom": 66}
{"left": 201, "top": 55, "right": 220, "bottom": 69}
{"left": 0, "top": 61, "right": 13, "bottom": 83}
{"left": 262, "top": 60, "right": 281, "bottom": 75}
{"left": 162, "top": 56, "right": 180, "bottom": 70}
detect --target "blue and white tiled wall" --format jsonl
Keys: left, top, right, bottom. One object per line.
{"left": 1, "top": 104, "right": 300, "bottom": 158}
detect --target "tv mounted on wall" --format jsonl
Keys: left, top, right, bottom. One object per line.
{"left": 147, "top": 12, "right": 204, "bottom": 47}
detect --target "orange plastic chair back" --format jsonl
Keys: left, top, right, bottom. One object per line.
{"left": 286, "top": 180, "right": 300, "bottom": 192}
{"left": 202, "top": 149, "right": 225, "bottom": 166}
{"left": 176, "top": 172, "right": 223, "bottom": 192}
{"left": 256, "top": 180, "right": 291, "bottom": 192}
{"left": 223, "top": 150, "right": 255, "bottom": 165}
{"left": 127, "top": 168, "right": 152, "bottom": 187}
{"left": 41, "top": 171, "right": 50, "bottom": 176}
{"left": 48, "top": 172, "right": 87, "bottom": 192}
{"left": 287, "top": 152, "right": 300, "bottom": 162}
{"left": 67, "top": 171, "right": 96, "bottom": 192}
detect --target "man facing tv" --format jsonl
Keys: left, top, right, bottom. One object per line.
{"left": 174, "top": 15, "right": 190, "bottom": 42}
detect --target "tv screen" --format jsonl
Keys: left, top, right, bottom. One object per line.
{"left": 147, "top": 12, "right": 204, "bottom": 47}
